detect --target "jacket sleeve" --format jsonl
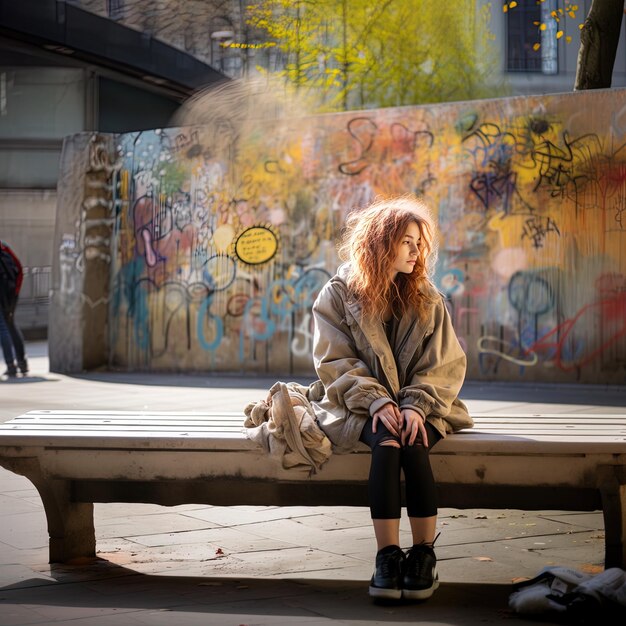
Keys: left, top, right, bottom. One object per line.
{"left": 397, "top": 296, "right": 467, "bottom": 419}
{"left": 312, "top": 283, "right": 393, "bottom": 416}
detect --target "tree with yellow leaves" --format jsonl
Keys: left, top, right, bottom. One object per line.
{"left": 247, "top": 0, "right": 506, "bottom": 111}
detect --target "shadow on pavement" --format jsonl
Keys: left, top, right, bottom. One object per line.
{"left": 0, "top": 375, "right": 59, "bottom": 384}
{"left": 460, "top": 381, "right": 626, "bottom": 406}
{"left": 70, "top": 370, "right": 317, "bottom": 390}
{"left": 0, "top": 558, "right": 527, "bottom": 625}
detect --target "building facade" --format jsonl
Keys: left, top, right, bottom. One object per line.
{"left": 0, "top": 0, "right": 226, "bottom": 334}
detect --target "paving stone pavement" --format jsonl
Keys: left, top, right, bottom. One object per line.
{"left": 0, "top": 341, "right": 624, "bottom": 625}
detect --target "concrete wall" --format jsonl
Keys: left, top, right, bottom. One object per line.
{"left": 53, "top": 89, "right": 626, "bottom": 383}
{"left": 49, "top": 134, "right": 115, "bottom": 373}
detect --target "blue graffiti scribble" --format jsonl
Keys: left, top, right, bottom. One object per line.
{"left": 197, "top": 295, "right": 224, "bottom": 351}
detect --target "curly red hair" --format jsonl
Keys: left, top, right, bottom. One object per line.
{"left": 338, "top": 195, "right": 438, "bottom": 321}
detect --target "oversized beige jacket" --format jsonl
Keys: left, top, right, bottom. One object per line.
{"left": 310, "top": 263, "right": 473, "bottom": 453}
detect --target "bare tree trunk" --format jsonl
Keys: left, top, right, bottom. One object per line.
{"left": 575, "top": 0, "right": 625, "bottom": 90}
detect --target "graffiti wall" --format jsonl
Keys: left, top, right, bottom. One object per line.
{"left": 107, "top": 89, "right": 626, "bottom": 383}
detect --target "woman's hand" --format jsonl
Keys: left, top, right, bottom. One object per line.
{"left": 372, "top": 402, "right": 402, "bottom": 437}
{"left": 401, "top": 408, "right": 428, "bottom": 447}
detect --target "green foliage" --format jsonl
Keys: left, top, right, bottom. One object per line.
{"left": 247, "top": 0, "right": 507, "bottom": 111}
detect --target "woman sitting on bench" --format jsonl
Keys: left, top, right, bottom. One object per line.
{"left": 311, "top": 195, "right": 472, "bottom": 601}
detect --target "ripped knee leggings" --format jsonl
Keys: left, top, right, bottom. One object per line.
{"left": 359, "top": 417, "right": 442, "bottom": 519}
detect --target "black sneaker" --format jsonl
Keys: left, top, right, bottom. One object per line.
{"left": 17, "top": 359, "right": 28, "bottom": 375}
{"left": 403, "top": 543, "right": 439, "bottom": 600}
{"left": 369, "top": 544, "right": 405, "bottom": 600}
{"left": 3, "top": 363, "right": 17, "bottom": 378}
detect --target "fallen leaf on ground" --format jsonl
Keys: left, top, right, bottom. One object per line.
{"left": 580, "top": 563, "right": 603, "bottom": 574}
{"left": 215, "top": 548, "right": 224, "bottom": 555}
{"left": 473, "top": 556, "right": 493, "bottom": 562}
{"left": 475, "top": 514, "right": 488, "bottom": 519}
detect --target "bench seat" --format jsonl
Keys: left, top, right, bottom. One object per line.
{"left": 0, "top": 410, "right": 625, "bottom": 567}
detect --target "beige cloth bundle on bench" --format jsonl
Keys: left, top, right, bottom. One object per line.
{"left": 244, "top": 380, "right": 332, "bottom": 475}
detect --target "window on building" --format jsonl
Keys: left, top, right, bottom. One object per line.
{"left": 107, "top": 0, "right": 125, "bottom": 21}
{"left": 210, "top": 16, "right": 240, "bottom": 77}
{"left": 506, "top": 1, "right": 542, "bottom": 72}
{"left": 507, "top": 0, "right": 559, "bottom": 74}
{"left": 0, "top": 67, "right": 85, "bottom": 188}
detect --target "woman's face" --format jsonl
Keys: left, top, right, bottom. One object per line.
{"left": 390, "top": 221, "right": 421, "bottom": 279}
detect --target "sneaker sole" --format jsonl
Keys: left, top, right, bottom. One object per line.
{"left": 369, "top": 585, "right": 402, "bottom": 600}
{"left": 402, "top": 577, "right": 439, "bottom": 600}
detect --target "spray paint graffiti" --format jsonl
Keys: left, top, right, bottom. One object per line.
{"left": 72, "top": 88, "right": 626, "bottom": 382}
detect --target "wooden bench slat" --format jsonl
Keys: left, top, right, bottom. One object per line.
{"left": 7, "top": 420, "right": 623, "bottom": 434}
{"left": 4, "top": 420, "right": 242, "bottom": 427}
{"left": 8, "top": 416, "right": 626, "bottom": 427}
{"left": 12, "top": 409, "right": 244, "bottom": 420}
{"left": 1, "top": 426, "right": 624, "bottom": 439}
{"left": 0, "top": 424, "right": 242, "bottom": 428}
{"left": 17, "top": 410, "right": 626, "bottom": 420}
{"left": 2, "top": 421, "right": 247, "bottom": 429}
{"left": 22, "top": 410, "right": 247, "bottom": 416}
{"left": 4, "top": 417, "right": 625, "bottom": 430}
{"left": 6, "top": 412, "right": 626, "bottom": 424}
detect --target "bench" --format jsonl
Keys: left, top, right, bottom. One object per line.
{"left": 0, "top": 410, "right": 625, "bottom": 568}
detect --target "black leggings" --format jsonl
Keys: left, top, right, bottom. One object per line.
{"left": 359, "top": 417, "right": 442, "bottom": 519}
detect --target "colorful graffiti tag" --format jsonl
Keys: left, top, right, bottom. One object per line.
{"left": 107, "top": 89, "right": 626, "bottom": 382}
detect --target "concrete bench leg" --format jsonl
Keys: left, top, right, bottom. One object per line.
{"left": 3, "top": 457, "right": 96, "bottom": 563}
{"left": 599, "top": 466, "right": 626, "bottom": 569}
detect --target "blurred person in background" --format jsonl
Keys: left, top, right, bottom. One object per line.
{"left": 0, "top": 240, "right": 28, "bottom": 378}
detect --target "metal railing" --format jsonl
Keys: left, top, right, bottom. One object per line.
{"left": 15, "top": 266, "right": 51, "bottom": 334}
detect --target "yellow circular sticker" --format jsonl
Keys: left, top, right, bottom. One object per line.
{"left": 235, "top": 226, "right": 278, "bottom": 265}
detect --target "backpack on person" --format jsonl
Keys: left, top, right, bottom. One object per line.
{"left": 0, "top": 242, "right": 23, "bottom": 308}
